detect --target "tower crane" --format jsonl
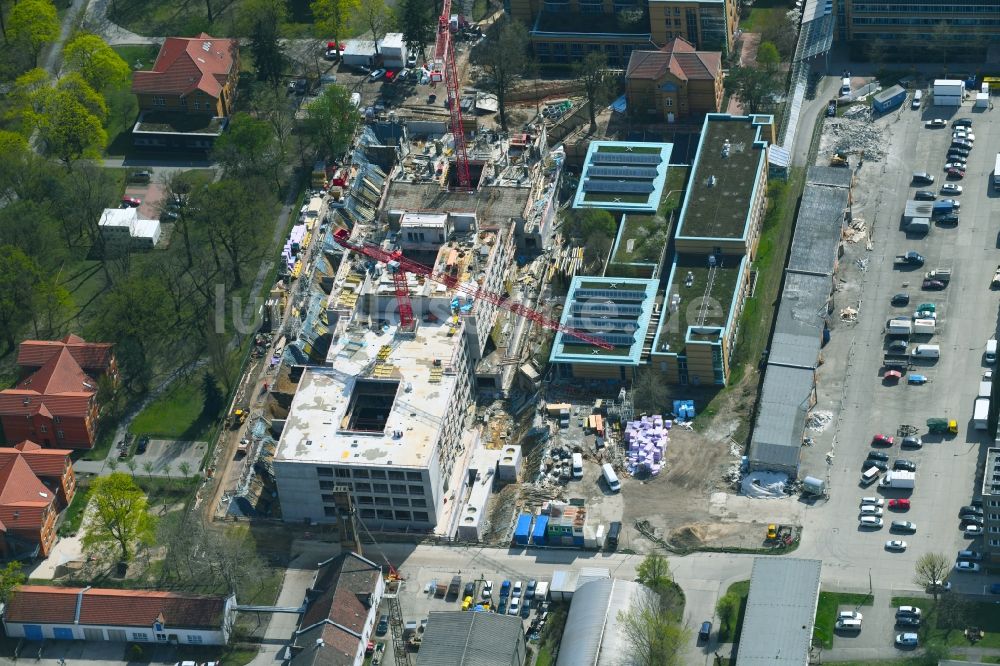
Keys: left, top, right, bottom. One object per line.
{"left": 430, "top": 0, "right": 471, "bottom": 189}
{"left": 333, "top": 229, "right": 613, "bottom": 350}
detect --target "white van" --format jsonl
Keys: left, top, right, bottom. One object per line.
{"left": 911, "top": 90, "right": 922, "bottom": 109}
{"left": 840, "top": 77, "right": 851, "bottom": 97}
{"left": 986, "top": 339, "right": 997, "bottom": 365}
{"left": 349, "top": 92, "right": 362, "bottom": 109}
{"left": 912, "top": 344, "right": 940, "bottom": 359}
{"left": 572, "top": 453, "right": 584, "bottom": 479}
{"left": 601, "top": 463, "right": 621, "bottom": 493}
{"left": 860, "top": 466, "right": 880, "bottom": 486}
{"left": 836, "top": 618, "right": 863, "bottom": 631}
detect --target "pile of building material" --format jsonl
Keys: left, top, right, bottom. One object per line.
{"left": 624, "top": 415, "right": 669, "bottom": 477}
{"left": 539, "top": 444, "right": 580, "bottom": 484}
{"left": 828, "top": 117, "right": 885, "bottom": 161}
{"left": 741, "top": 470, "right": 788, "bottom": 498}
{"left": 843, "top": 217, "right": 866, "bottom": 243}
{"left": 806, "top": 410, "right": 833, "bottom": 432}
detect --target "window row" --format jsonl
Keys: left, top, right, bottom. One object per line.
{"left": 324, "top": 507, "right": 430, "bottom": 522}
{"left": 316, "top": 467, "right": 423, "bottom": 482}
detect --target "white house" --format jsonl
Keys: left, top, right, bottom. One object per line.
{"left": 2, "top": 585, "right": 235, "bottom": 645}
{"left": 288, "top": 552, "right": 385, "bottom": 666}
{"left": 98, "top": 207, "right": 161, "bottom": 251}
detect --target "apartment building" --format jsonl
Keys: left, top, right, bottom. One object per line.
{"left": 835, "top": 0, "right": 1000, "bottom": 50}
{"left": 982, "top": 447, "right": 1000, "bottom": 562}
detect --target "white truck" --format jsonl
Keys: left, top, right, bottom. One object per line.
{"left": 974, "top": 397, "right": 990, "bottom": 430}
{"left": 534, "top": 581, "right": 549, "bottom": 601}
{"left": 886, "top": 319, "right": 912, "bottom": 336}
{"left": 994, "top": 152, "right": 1000, "bottom": 191}
{"left": 913, "top": 318, "right": 935, "bottom": 335}
{"left": 880, "top": 470, "right": 915, "bottom": 489}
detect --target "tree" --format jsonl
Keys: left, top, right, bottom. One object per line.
{"left": 202, "top": 372, "right": 225, "bottom": 420}
{"left": 396, "top": 0, "right": 434, "bottom": 60}
{"left": 191, "top": 179, "right": 270, "bottom": 289}
{"left": 63, "top": 34, "right": 131, "bottom": 91}
{"left": 142, "top": 460, "right": 154, "bottom": 480}
{"left": 583, "top": 234, "right": 612, "bottom": 274}
{"left": 107, "top": 458, "right": 120, "bottom": 473}
{"left": 247, "top": 84, "right": 295, "bottom": 158}
{"left": 352, "top": 0, "right": 393, "bottom": 55}
{"left": 914, "top": 552, "right": 950, "bottom": 601}
{"left": 211, "top": 112, "right": 279, "bottom": 182}
{"left": 725, "top": 64, "right": 780, "bottom": 115}
{"left": 617, "top": 592, "right": 688, "bottom": 666}
{"left": 238, "top": 0, "right": 287, "bottom": 87}
{"left": 35, "top": 88, "right": 108, "bottom": 166}
{"left": 566, "top": 208, "right": 616, "bottom": 240}
{"left": 83, "top": 473, "right": 156, "bottom": 563}
{"left": 574, "top": 51, "right": 613, "bottom": 132}
{"left": 30, "top": 277, "right": 71, "bottom": 338}
{"left": 632, "top": 367, "right": 669, "bottom": 415}
{"left": 0, "top": 245, "right": 41, "bottom": 351}
{"left": 178, "top": 461, "right": 192, "bottom": 479}
{"left": 636, "top": 552, "right": 672, "bottom": 591}
{"left": 311, "top": 0, "right": 359, "bottom": 57}
{"left": 758, "top": 6, "right": 797, "bottom": 58}
{"left": 125, "top": 458, "right": 138, "bottom": 476}
{"left": 716, "top": 592, "right": 739, "bottom": 636}
{"left": 936, "top": 594, "right": 971, "bottom": 637}
{"left": 472, "top": 17, "right": 529, "bottom": 131}
{"left": 8, "top": 0, "right": 58, "bottom": 66}
{"left": 756, "top": 41, "right": 780, "bottom": 73}
{"left": 0, "top": 561, "right": 25, "bottom": 603}
{"left": 302, "top": 85, "right": 361, "bottom": 160}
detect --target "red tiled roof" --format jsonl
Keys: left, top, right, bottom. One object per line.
{"left": 17, "top": 336, "right": 113, "bottom": 372}
{"left": 17, "top": 348, "right": 93, "bottom": 395}
{"left": 626, "top": 38, "right": 721, "bottom": 82}
{"left": 0, "top": 442, "right": 71, "bottom": 477}
{"left": 6, "top": 586, "right": 80, "bottom": 624}
{"left": 0, "top": 456, "right": 55, "bottom": 505}
{"left": 6, "top": 586, "right": 228, "bottom": 629}
{"left": 131, "top": 33, "right": 236, "bottom": 100}
{"left": 0, "top": 391, "right": 94, "bottom": 419}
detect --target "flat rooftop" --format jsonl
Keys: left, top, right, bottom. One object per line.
{"left": 654, "top": 253, "right": 745, "bottom": 354}
{"left": 607, "top": 213, "right": 669, "bottom": 278}
{"left": 386, "top": 181, "right": 530, "bottom": 227}
{"left": 737, "top": 558, "right": 822, "bottom": 666}
{"left": 573, "top": 141, "right": 673, "bottom": 214}
{"left": 675, "top": 114, "right": 770, "bottom": 240}
{"left": 549, "top": 276, "right": 659, "bottom": 365}
{"left": 274, "top": 323, "right": 463, "bottom": 469}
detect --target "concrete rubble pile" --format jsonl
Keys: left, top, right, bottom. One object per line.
{"left": 624, "top": 415, "right": 669, "bottom": 477}
{"left": 806, "top": 410, "right": 833, "bottom": 431}
{"left": 829, "top": 116, "right": 886, "bottom": 161}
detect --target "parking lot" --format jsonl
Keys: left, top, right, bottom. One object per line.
{"left": 802, "top": 94, "right": 1000, "bottom": 649}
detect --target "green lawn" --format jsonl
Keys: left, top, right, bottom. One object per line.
{"left": 111, "top": 44, "right": 162, "bottom": 71}
{"left": 109, "top": 0, "right": 341, "bottom": 39}
{"left": 658, "top": 166, "right": 688, "bottom": 218}
{"left": 891, "top": 595, "right": 1000, "bottom": 649}
{"left": 813, "top": 591, "right": 875, "bottom": 648}
{"left": 57, "top": 484, "right": 92, "bottom": 537}
{"left": 740, "top": 7, "right": 779, "bottom": 31}
{"left": 717, "top": 580, "right": 750, "bottom": 643}
{"left": 129, "top": 378, "right": 211, "bottom": 440}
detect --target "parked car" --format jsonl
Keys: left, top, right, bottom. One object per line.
{"left": 121, "top": 196, "right": 141, "bottom": 207}
{"left": 859, "top": 505, "right": 884, "bottom": 516}
{"left": 136, "top": 435, "right": 149, "bottom": 454}
{"left": 885, "top": 540, "right": 907, "bottom": 551}
{"left": 937, "top": 213, "right": 960, "bottom": 225}
{"left": 901, "top": 436, "right": 922, "bottom": 448}
{"left": 945, "top": 161, "right": 967, "bottom": 171}
{"left": 128, "top": 170, "right": 152, "bottom": 184}
{"left": 508, "top": 597, "right": 520, "bottom": 615}
{"left": 925, "top": 119, "right": 947, "bottom": 128}
{"left": 872, "top": 434, "right": 894, "bottom": 446}
{"left": 463, "top": 582, "right": 475, "bottom": 597}
{"left": 864, "top": 460, "right": 888, "bottom": 472}
{"left": 893, "top": 459, "right": 916, "bottom": 471}
{"left": 860, "top": 497, "right": 884, "bottom": 507}
{"left": 407, "top": 53, "right": 418, "bottom": 67}
{"left": 897, "top": 606, "right": 922, "bottom": 618}
{"left": 914, "top": 190, "right": 936, "bottom": 201}
{"left": 500, "top": 580, "right": 510, "bottom": 597}
{"left": 892, "top": 521, "right": 917, "bottom": 533}
{"left": 889, "top": 498, "right": 910, "bottom": 510}
{"left": 376, "top": 614, "right": 389, "bottom": 636}
{"left": 966, "top": 524, "right": 985, "bottom": 536}
{"left": 953, "top": 131, "right": 975, "bottom": 142}
{"left": 526, "top": 579, "right": 537, "bottom": 598}
{"left": 947, "top": 146, "right": 970, "bottom": 157}
{"left": 513, "top": 581, "right": 523, "bottom": 598}
{"left": 912, "top": 172, "right": 935, "bottom": 184}
{"left": 946, "top": 168, "right": 966, "bottom": 180}
{"left": 960, "top": 514, "right": 984, "bottom": 526}
{"left": 698, "top": 621, "right": 712, "bottom": 643}
{"left": 867, "top": 451, "right": 889, "bottom": 462}
{"left": 922, "top": 279, "right": 947, "bottom": 290}
{"left": 955, "top": 561, "right": 980, "bottom": 572}
{"left": 953, "top": 118, "right": 973, "bottom": 128}
{"left": 891, "top": 293, "right": 910, "bottom": 306}
{"left": 369, "top": 68, "right": 387, "bottom": 81}
{"left": 959, "top": 507, "right": 983, "bottom": 518}
{"left": 929, "top": 579, "right": 952, "bottom": 593}
{"left": 482, "top": 580, "right": 493, "bottom": 600}
{"left": 838, "top": 611, "right": 863, "bottom": 621}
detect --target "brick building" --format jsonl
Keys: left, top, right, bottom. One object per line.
{"left": 0, "top": 441, "right": 75, "bottom": 558}
{"left": 626, "top": 37, "right": 723, "bottom": 122}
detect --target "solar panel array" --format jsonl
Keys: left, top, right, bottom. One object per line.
{"left": 582, "top": 180, "right": 655, "bottom": 194}
{"left": 587, "top": 166, "right": 659, "bottom": 179}
{"left": 592, "top": 152, "right": 661, "bottom": 165}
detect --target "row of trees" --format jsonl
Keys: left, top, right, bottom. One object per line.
{"left": 618, "top": 553, "right": 689, "bottom": 665}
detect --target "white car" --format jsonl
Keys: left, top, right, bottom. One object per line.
{"left": 985, "top": 370, "right": 994, "bottom": 381}
{"left": 859, "top": 506, "right": 883, "bottom": 516}
{"left": 941, "top": 184, "right": 963, "bottom": 195}
{"left": 481, "top": 580, "right": 493, "bottom": 600}
{"left": 953, "top": 131, "right": 976, "bottom": 142}
{"left": 860, "top": 497, "right": 884, "bottom": 507}
{"left": 886, "top": 540, "right": 907, "bottom": 551}
{"left": 838, "top": 610, "right": 863, "bottom": 621}
{"left": 508, "top": 597, "right": 520, "bottom": 615}
{"left": 897, "top": 606, "right": 921, "bottom": 617}
{"left": 513, "top": 581, "right": 523, "bottom": 598}
{"left": 965, "top": 524, "right": 984, "bottom": 537}
{"left": 926, "top": 119, "right": 946, "bottom": 128}
{"left": 859, "top": 516, "right": 883, "bottom": 528}
{"left": 955, "top": 561, "right": 981, "bottom": 572}
{"left": 945, "top": 162, "right": 967, "bottom": 171}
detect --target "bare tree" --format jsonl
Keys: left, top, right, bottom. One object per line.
{"left": 617, "top": 592, "right": 689, "bottom": 666}
{"left": 914, "top": 552, "right": 950, "bottom": 601}
{"left": 471, "top": 18, "right": 529, "bottom": 131}
{"left": 352, "top": 0, "right": 393, "bottom": 55}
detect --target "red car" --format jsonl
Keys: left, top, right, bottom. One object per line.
{"left": 121, "top": 196, "right": 141, "bottom": 207}
{"left": 872, "top": 434, "right": 894, "bottom": 446}
{"left": 946, "top": 168, "right": 965, "bottom": 179}
{"left": 889, "top": 498, "right": 910, "bottom": 510}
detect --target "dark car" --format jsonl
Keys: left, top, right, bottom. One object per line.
{"left": 937, "top": 214, "right": 960, "bottom": 225}
{"left": 865, "top": 460, "right": 888, "bottom": 472}
{"left": 891, "top": 293, "right": 910, "bottom": 306}
{"left": 376, "top": 614, "right": 389, "bottom": 636}
{"left": 953, "top": 118, "right": 973, "bottom": 128}
{"left": 922, "top": 279, "right": 946, "bottom": 290}
{"left": 888, "top": 340, "right": 908, "bottom": 355}
{"left": 901, "top": 436, "right": 922, "bottom": 448}
{"left": 136, "top": 435, "right": 149, "bottom": 454}
{"left": 914, "top": 190, "right": 936, "bottom": 201}
{"left": 698, "top": 621, "right": 713, "bottom": 643}
{"left": 896, "top": 616, "right": 921, "bottom": 627}
{"left": 894, "top": 459, "right": 917, "bottom": 471}
{"left": 947, "top": 148, "right": 970, "bottom": 158}
{"left": 960, "top": 514, "right": 984, "bottom": 525}
{"left": 867, "top": 451, "right": 890, "bottom": 462}
{"left": 463, "top": 582, "right": 475, "bottom": 597}
{"left": 128, "top": 170, "right": 152, "bottom": 184}
{"left": 826, "top": 100, "right": 837, "bottom": 117}
{"left": 959, "top": 506, "right": 984, "bottom": 517}
{"left": 912, "top": 172, "right": 935, "bottom": 185}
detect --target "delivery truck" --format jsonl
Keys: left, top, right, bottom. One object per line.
{"left": 994, "top": 152, "right": 1000, "bottom": 191}
{"left": 974, "top": 397, "right": 990, "bottom": 430}
{"left": 880, "top": 470, "right": 916, "bottom": 489}
{"left": 925, "top": 268, "right": 952, "bottom": 283}
{"left": 886, "top": 319, "right": 912, "bottom": 336}
{"left": 913, "top": 318, "right": 936, "bottom": 335}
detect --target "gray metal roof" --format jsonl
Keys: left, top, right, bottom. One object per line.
{"left": 736, "top": 558, "right": 822, "bottom": 666}
{"left": 556, "top": 579, "right": 658, "bottom": 666}
{"left": 416, "top": 611, "right": 526, "bottom": 666}
{"left": 749, "top": 365, "right": 813, "bottom": 473}
{"left": 767, "top": 272, "right": 830, "bottom": 369}
{"left": 806, "top": 166, "right": 852, "bottom": 189}
{"left": 786, "top": 184, "right": 848, "bottom": 276}
{"left": 874, "top": 84, "right": 906, "bottom": 104}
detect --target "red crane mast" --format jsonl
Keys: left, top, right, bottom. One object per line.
{"left": 333, "top": 229, "right": 613, "bottom": 350}
{"left": 430, "top": 0, "right": 472, "bottom": 190}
